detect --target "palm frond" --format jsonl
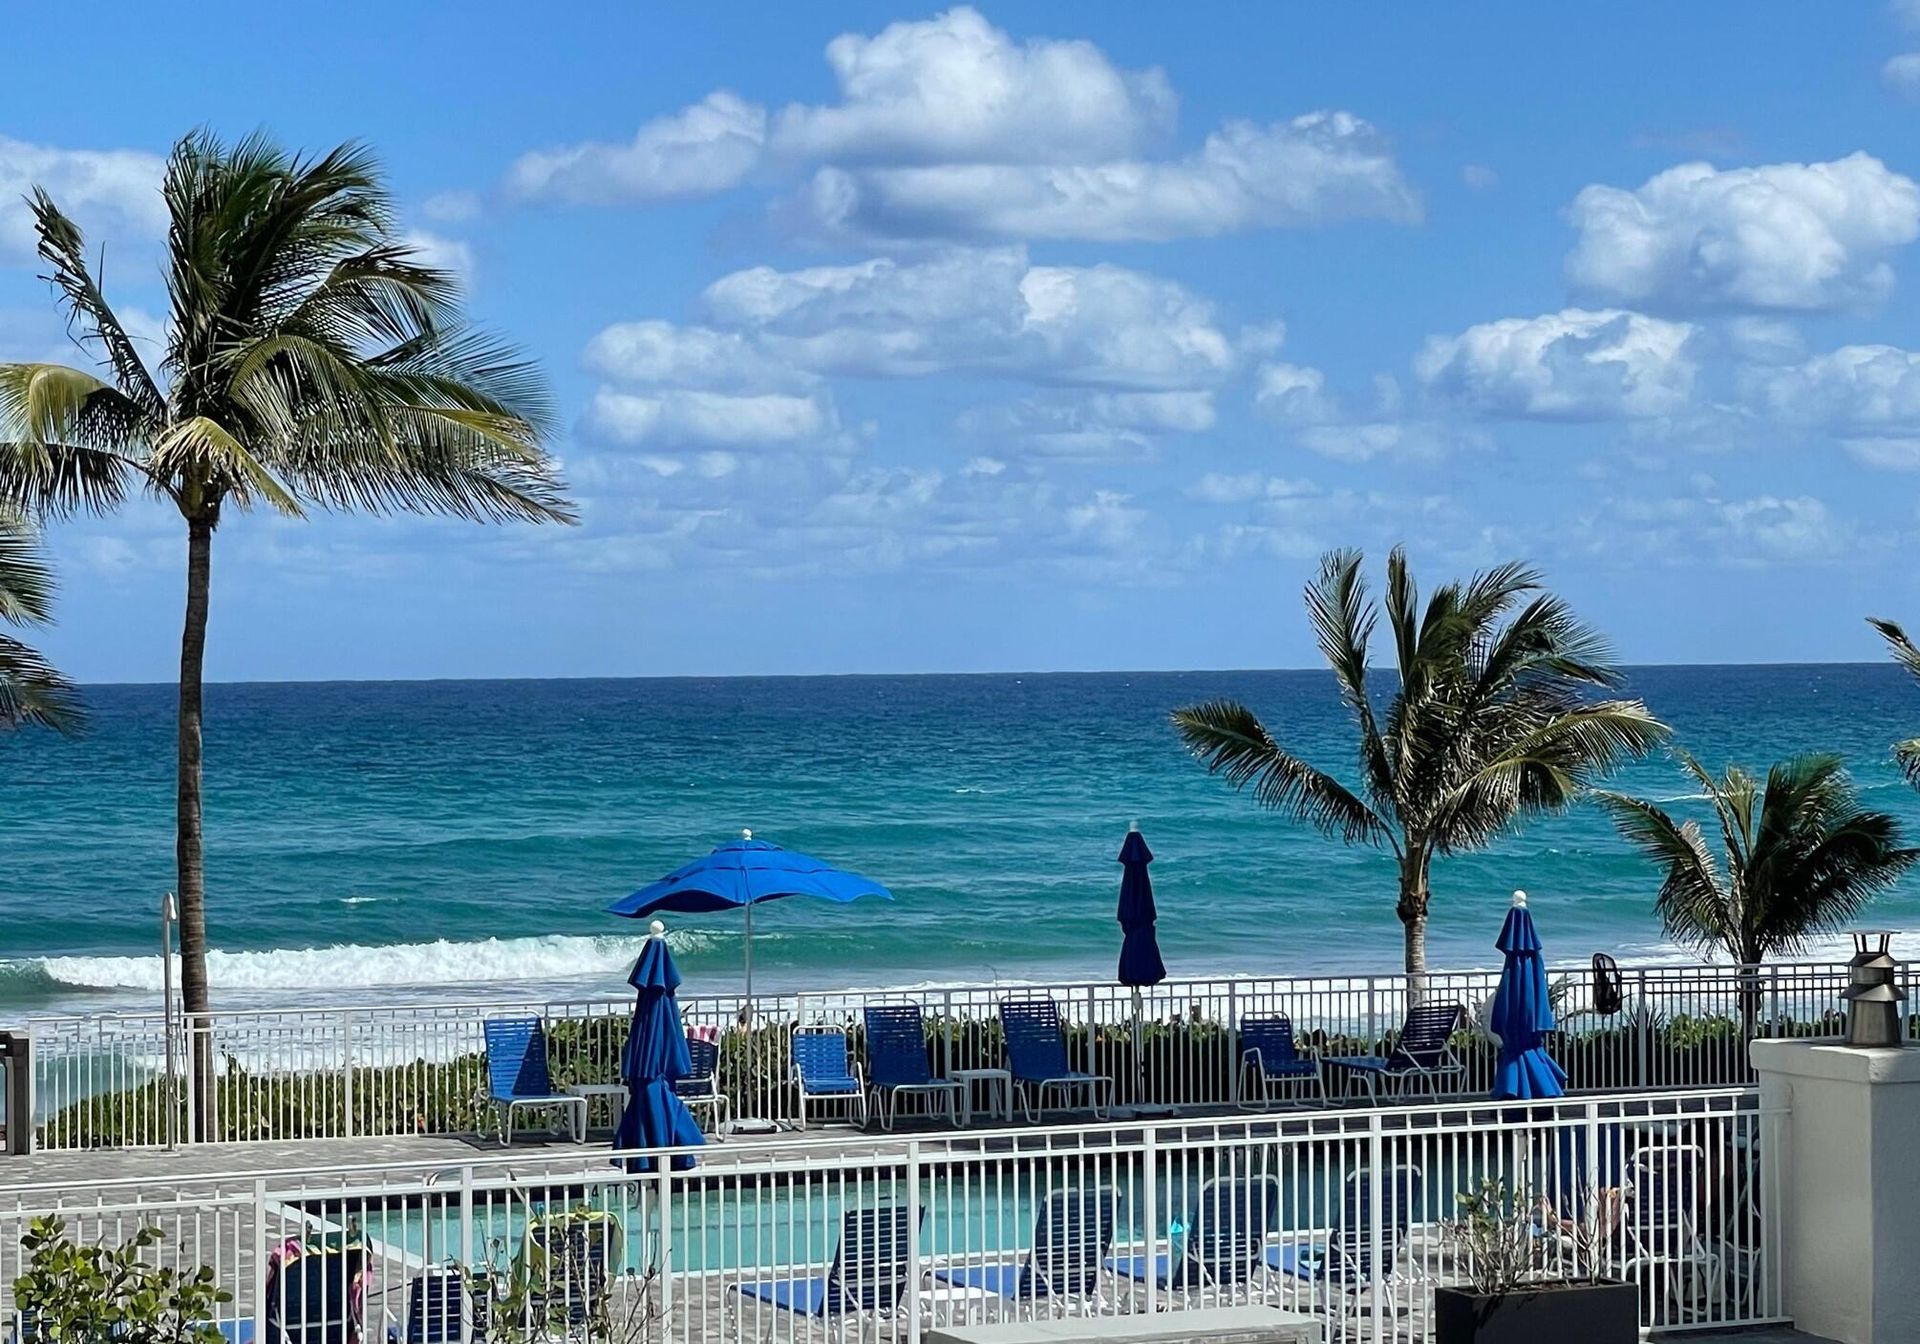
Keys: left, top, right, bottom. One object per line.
{"left": 0, "top": 513, "right": 80, "bottom": 733}
{"left": 1171, "top": 699, "right": 1390, "bottom": 847}
{"left": 1304, "top": 548, "right": 1395, "bottom": 811}
{"left": 28, "top": 192, "right": 165, "bottom": 421}
{"left": 1596, "top": 790, "right": 1729, "bottom": 956}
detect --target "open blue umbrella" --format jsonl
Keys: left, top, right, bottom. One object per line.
{"left": 1489, "top": 890, "right": 1568, "bottom": 1101}
{"left": 1117, "top": 825, "right": 1166, "bottom": 987}
{"left": 613, "top": 922, "right": 705, "bottom": 1173}
{"left": 608, "top": 830, "right": 893, "bottom": 1008}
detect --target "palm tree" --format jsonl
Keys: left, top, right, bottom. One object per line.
{"left": 1172, "top": 547, "right": 1668, "bottom": 982}
{"left": 0, "top": 131, "right": 573, "bottom": 1136}
{"left": 1868, "top": 617, "right": 1920, "bottom": 785}
{"left": 1598, "top": 752, "right": 1917, "bottom": 1034}
{"left": 0, "top": 510, "right": 80, "bottom": 733}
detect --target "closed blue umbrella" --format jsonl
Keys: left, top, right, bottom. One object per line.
{"left": 608, "top": 830, "right": 893, "bottom": 1009}
{"left": 1117, "top": 825, "right": 1167, "bottom": 1113}
{"left": 613, "top": 922, "right": 705, "bottom": 1173}
{"left": 1116, "top": 826, "right": 1166, "bottom": 987}
{"left": 1490, "top": 890, "right": 1568, "bottom": 1101}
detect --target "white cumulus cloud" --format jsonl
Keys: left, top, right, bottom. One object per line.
{"left": 1565, "top": 154, "right": 1920, "bottom": 312}
{"left": 768, "top": 6, "right": 1173, "bottom": 165}
{"left": 585, "top": 388, "right": 827, "bottom": 449}
{"left": 1416, "top": 308, "right": 1698, "bottom": 420}
{"left": 698, "top": 247, "right": 1239, "bottom": 389}
{"left": 496, "top": 9, "right": 1415, "bottom": 244}
{"left": 791, "top": 112, "right": 1421, "bottom": 243}
{"left": 505, "top": 91, "right": 766, "bottom": 204}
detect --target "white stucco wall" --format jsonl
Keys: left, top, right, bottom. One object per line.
{"left": 1749, "top": 1040, "right": 1920, "bottom": 1344}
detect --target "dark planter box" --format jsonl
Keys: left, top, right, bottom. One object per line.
{"left": 1434, "top": 1279, "right": 1638, "bottom": 1344}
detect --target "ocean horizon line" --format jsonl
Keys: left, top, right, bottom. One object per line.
{"left": 63, "top": 658, "right": 1907, "bottom": 691}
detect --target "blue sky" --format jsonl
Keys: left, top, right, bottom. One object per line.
{"left": 8, "top": 2, "right": 1920, "bottom": 680}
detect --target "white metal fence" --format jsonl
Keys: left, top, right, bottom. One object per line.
{"left": 19, "top": 958, "right": 1869, "bottom": 1150}
{"left": 0, "top": 1090, "right": 1780, "bottom": 1343}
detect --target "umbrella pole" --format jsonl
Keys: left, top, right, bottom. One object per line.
{"left": 742, "top": 898, "right": 754, "bottom": 1026}
{"left": 1131, "top": 985, "right": 1146, "bottom": 1105}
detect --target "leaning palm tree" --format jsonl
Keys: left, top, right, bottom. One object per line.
{"left": 1173, "top": 547, "right": 1668, "bottom": 982}
{"left": 1597, "top": 752, "right": 1917, "bottom": 1035}
{"left": 1868, "top": 617, "right": 1920, "bottom": 785}
{"left": 0, "top": 510, "right": 80, "bottom": 732}
{"left": 0, "top": 130, "right": 572, "bottom": 1135}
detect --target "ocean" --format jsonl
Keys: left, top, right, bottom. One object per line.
{"left": 6, "top": 665, "right": 1920, "bottom": 1016}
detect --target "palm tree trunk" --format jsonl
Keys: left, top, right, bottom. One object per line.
{"left": 1398, "top": 850, "right": 1431, "bottom": 1004}
{"left": 177, "top": 514, "right": 214, "bottom": 1141}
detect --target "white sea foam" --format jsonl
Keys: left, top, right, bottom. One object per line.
{"left": 31, "top": 930, "right": 716, "bottom": 994}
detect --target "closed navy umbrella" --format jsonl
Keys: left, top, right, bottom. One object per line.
{"left": 1117, "top": 825, "right": 1166, "bottom": 1111}
{"left": 1117, "top": 826, "right": 1166, "bottom": 987}
{"left": 613, "top": 922, "right": 705, "bottom": 1173}
{"left": 1489, "top": 891, "right": 1568, "bottom": 1101}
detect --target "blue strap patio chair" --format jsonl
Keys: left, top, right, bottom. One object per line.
{"left": 1237, "top": 1014, "right": 1324, "bottom": 1109}
{"left": 481, "top": 1017, "right": 587, "bottom": 1145}
{"left": 401, "top": 1269, "right": 479, "bottom": 1344}
{"left": 672, "top": 1036, "right": 730, "bottom": 1132}
{"left": 1322, "top": 1003, "right": 1466, "bottom": 1100}
{"left": 1107, "top": 1175, "right": 1282, "bottom": 1290}
{"left": 1623, "top": 1144, "right": 1725, "bottom": 1321}
{"left": 862, "top": 1005, "right": 963, "bottom": 1130}
{"left": 933, "top": 1185, "right": 1119, "bottom": 1304}
{"left": 793, "top": 1027, "right": 868, "bottom": 1129}
{"left": 729, "top": 1206, "right": 920, "bottom": 1329}
{"left": 1270, "top": 1167, "right": 1424, "bottom": 1306}
{"left": 999, "top": 999, "right": 1113, "bottom": 1121}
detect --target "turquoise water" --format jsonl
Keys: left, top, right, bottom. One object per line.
{"left": 6, "top": 666, "right": 1920, "bottom": 1011}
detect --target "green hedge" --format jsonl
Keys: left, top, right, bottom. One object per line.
{"left": 39, "top": 1006, "right": 1896, "bottom": 1148}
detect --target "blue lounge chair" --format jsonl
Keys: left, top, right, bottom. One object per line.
{"left": 481, "top": 1017, "right": 586, "bottom": 1145}
{"left": 402, "top": 1269, "right": 479, "bottom": 1344}
{"left": 673, "top": 1036, "right": 730, "bottom": 1132}
{"left": 729, "top": 1206, "right": 919, "bottom": 1330}
{"left": 1322, "top": 1003, "right": 1466, "bottom": 1099}
{"left": 1623, "top": 1144, "right": 1724, "bottom": 1321}
{"left": 1106, "top": 1176, "right": 1282, "bottom": 1290}
{"left": 1270, "top": 1167, "right": 1423, "bottom": 1306}
{"left": 932, "top": 1185, "right": 1119, "bottom": 1304}
{"left": 863, "top": 1005, "right": 963, "bottom": 1130}
{"left": 793, "top": 1027, "right": 868, "bottom": 1128}
{"left": 1000, "top": 999, "right": 1112, "bottom": 1121}
{"left": 1237, "top": 1014, "right": 1324, "bottom": 1109}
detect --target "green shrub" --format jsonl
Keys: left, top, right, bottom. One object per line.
{"left": 12, "top": 1217, "right": 231, "bottom": 1344}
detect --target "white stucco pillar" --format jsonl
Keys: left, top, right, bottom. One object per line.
{"left": 1749, "top": 1040, "right": 1920, "bottom": 1344}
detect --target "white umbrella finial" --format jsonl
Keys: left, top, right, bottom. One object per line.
{"left": 1128, "top": 819, "right": 1139, "bottom": 832}
{"left": 1512, "top": 889, "right": 1528, "bottom": 907}
{"left": 741, "top": 827, "right": 752, "bottom": 840}
{"left": 649, "top": 919, "right": 666, "bottom": 938}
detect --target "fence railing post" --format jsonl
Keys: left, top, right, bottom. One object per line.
{"left": 1633, "top": 969, "right": 1651, "bottom": 1088}
{"left": 340, "top": 1010, "right": 354, "bottom": 1140}
{"left": 1369, "top": 1110, "right": 1386, "bottom": 1344}
{"left": 657, "top": 1157, "right": 675, "bottom": 1324}
{"left": 1142, "top": 1123, "right": 1159, "bottom": 1318}
{"left": 906, "top": 1139, "right": 923, "bottom": 1344}
{"left": 253, "top": 1177, "right": 270, "bottom": 1334}
{"left": 459, "top": 1166, "right": 474, "bottom": 1344}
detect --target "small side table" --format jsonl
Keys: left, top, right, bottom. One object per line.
{"left": 949, "top": 1068, "right": 1013, "bottom": 1126}
{"left": 567, "top": 1083, "right": 629, "bottom": 1138}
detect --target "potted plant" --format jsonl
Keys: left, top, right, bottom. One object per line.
{"left": 1435, "top": 1179, "right": 1638, "bottom": 1344}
